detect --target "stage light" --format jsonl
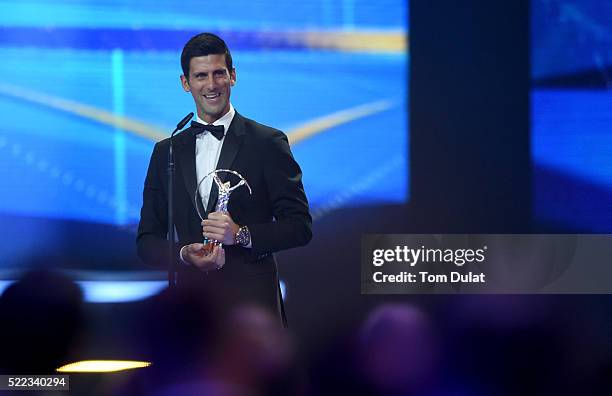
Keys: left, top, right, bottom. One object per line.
{"left": 56, "top": 360, "right": 151, "bottom": 373}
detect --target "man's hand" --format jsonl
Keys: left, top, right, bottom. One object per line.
{"left": 181, "top": 243, "right": 225, "bottom": 271}
{"left": 202, "top": 211, "right": 240, "bottom": 245}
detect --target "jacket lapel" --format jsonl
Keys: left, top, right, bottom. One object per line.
{"left": 205, "top": 112, "right": 246, "bottom": 214}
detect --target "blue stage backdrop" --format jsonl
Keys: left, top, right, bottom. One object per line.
{"left": 0, "top": 1, "right": 408, "bottom": 270}
{"left": 532, "top": 0, "right": 612, "bottom": 231}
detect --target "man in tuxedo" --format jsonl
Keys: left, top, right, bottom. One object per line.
{"left": 137, "top": 33, "right": 312, "bottom": 325}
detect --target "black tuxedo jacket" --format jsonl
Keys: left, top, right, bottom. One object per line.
{"left": 137, "top": 112, "right": 312, "bottom": 321}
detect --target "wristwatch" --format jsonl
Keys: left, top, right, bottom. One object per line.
{"left": 234, "top": 225, "right": 251, "bottom": 247}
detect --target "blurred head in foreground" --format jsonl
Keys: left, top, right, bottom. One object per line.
{"left": 358, "top": 303, "right": 439, "bottom": 395}
{"left": 0, "top": 269, "right": 84, "bottom": 374}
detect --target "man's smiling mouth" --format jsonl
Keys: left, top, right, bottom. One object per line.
{"left": 204, "top": 93, "right": 221, "bottom": 99}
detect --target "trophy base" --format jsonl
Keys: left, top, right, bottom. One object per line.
{"left": 200, "top": 240, "right": 220, "bottom": 256}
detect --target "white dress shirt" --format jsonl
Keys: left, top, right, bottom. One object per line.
{"left": 195, "top": 104, "right": 235, "bottom": 209}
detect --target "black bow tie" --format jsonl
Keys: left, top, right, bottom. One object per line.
{"left": 190, "top": 121, "right": 225, "bottom": 140}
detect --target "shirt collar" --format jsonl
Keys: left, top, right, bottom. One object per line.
{"left": 194, "top": 104, "right": 235, "bottom": 136}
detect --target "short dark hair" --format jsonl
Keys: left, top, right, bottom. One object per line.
{"left": 180, "top": 32, "right": 233, "bottom": 77}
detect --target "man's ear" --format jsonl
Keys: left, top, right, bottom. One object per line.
{"left": 180, "top": 74, "right": 190, "bottom": 92}
{"left": 230, "top": 68, "right": 236, "bottom": 86}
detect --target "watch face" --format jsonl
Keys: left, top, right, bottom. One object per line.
{"left": 236, "top": 226, "right": 250, "bottom": 246}
{"left": 238, "top": 226, "right": 251, "bottom": 246}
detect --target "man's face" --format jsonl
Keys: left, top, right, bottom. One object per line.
{"left": 180, "top": 54, "right": 236, "bottom": 123}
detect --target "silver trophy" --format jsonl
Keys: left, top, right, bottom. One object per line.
{"left": 195, "top": 169, "right": 252, "bottom": 255}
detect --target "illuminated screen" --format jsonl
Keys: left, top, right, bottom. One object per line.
{"left": 0, "top": 1, "right": 408, "bottom": 268}
{"left": 531, "top": 0, "right": 612, "bottom": 231}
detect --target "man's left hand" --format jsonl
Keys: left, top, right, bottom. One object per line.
{"left": 202, "top": 211, "right": 240, "bottom": 245}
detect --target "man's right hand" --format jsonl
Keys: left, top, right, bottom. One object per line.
{"left": 180, "top": 243, "right": 225, "bottom": 271}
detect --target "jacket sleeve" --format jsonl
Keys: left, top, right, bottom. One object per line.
{"left": 247, "top": 132, "right": 312, "bottom": 257}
